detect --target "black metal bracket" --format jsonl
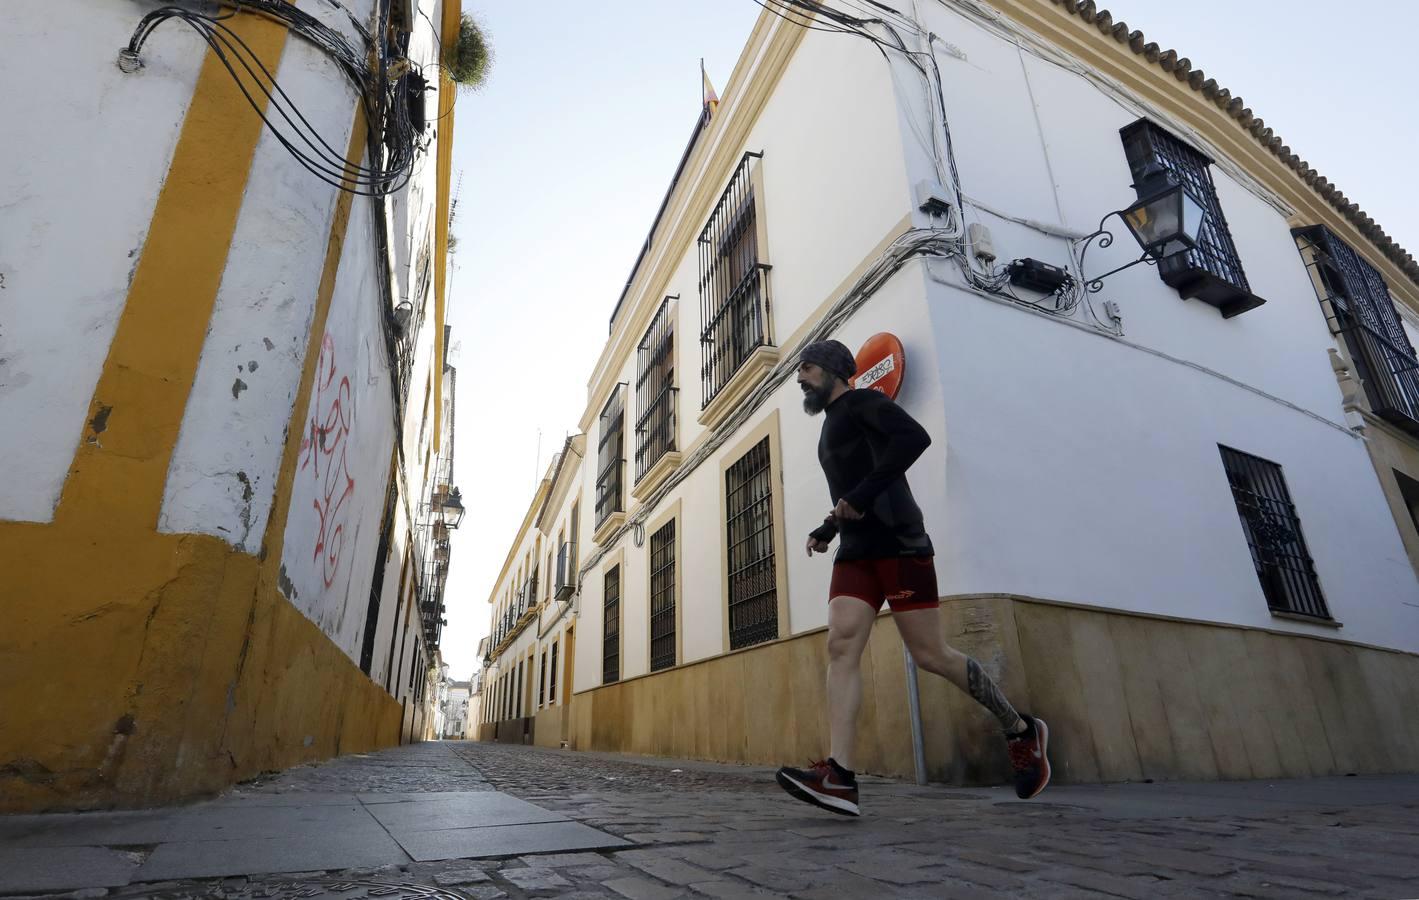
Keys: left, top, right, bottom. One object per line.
{"left": 1075, "top": 209, "right": 1158, "bottom": 294}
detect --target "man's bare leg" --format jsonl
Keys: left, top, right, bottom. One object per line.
{"left": 890, "top": 606, "right": 1025, "bottom": 734}
{"left": 891, "top": 605, "right": 1051, "bottom": 798}
{"left": 826, "top": 596, "right": 878, "bottom": 770}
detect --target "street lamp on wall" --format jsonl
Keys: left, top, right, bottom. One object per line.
{"left": 1077, "top": 163, "right": 1208, "bottom": 293}
{"left": 440, "top": 487, "right": 465, "bottom": 529}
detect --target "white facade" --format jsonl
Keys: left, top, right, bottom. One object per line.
{"left": 479, "top": 0, "right": 1419, "bottom": 726}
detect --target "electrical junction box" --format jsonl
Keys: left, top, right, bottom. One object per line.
{"left": 967, "top": 222, "right": 996, "bottom": 263}
{"left": 1006, "top": 258, "right": 1073, "bottom": 294}
{"left": 914, "top": 180, "right": 952, "bottom": 218}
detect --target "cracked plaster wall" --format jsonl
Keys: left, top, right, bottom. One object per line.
{"left": 0, "top": 0, "right": 205, "bottom": 523}
{"left": 159, "top": 16, "right": 361, "bottom": 551}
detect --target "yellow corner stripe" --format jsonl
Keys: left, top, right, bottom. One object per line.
{"left": 57, "top": 12, "right": 290, "bottom": 532}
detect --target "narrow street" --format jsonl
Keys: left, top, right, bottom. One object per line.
{"left": 2, "top": 741, "right": 1417, "bottom": 899}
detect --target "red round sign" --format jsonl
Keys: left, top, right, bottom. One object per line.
{"left": 852, "top": 333, "right": 905, "bottom": 399}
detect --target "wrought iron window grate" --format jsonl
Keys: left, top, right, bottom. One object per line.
{"left": 636, "top": 297, "right": 678, "bottom": 482}
{"left": 1294, "top": 225, "right": 1419, "bottom": 433}
{"left": 603, "top": 565, "right": 621, "bottom": 684}
{"left": 538, "top": 651, "right": 546, "bottom": 708}
{"left": 649, "top": 519, "right": 677, "bottom": 671}
{"left": 596, "top": 386, "right": 626, "bottom": 528}
{"left": 1121, "top": 121, "right": 1258, "bottom": 315}
{"left": 699, "top": 151, "right": 769, "bottom": 409}
{"left": 726, "top": 437, "right": 778, "bottom": 650}
{"left": 555, "top": 540, "right": 578, "bottom": 597}
{"left": 1219, "top": 445, "right": 1330, "bottom": 620}
{"left": 549, "top": 639, "right": 558, "bottom": 703}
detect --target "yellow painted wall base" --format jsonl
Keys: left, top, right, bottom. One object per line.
{"left": 0, "top": 522, "right": 401, "bottom": 814}
{"left": 564, "top": 597, "right": 1419, "bottom": 785}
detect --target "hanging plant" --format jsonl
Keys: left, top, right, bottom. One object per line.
{"left": 446, "top": 14, "right": 492, "bottom": 90}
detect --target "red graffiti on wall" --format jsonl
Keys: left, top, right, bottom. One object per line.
{"left": 299, "top": 334, "right": 355, "bottom": 588}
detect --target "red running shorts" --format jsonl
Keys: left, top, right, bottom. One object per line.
{"left": 829, "top": 556, "right": 939, "bottom": 613}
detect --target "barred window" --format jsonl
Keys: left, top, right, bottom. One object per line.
{"left": 1295, "top": 225, "right": 1419, "bottom": 433}
{"left": 538, "top": 650, "right": 547, "bottom": 708}
{"left": 636, "top": 297, "right": 678, "bottom": 482}
{"left": 596, "top": 387, "right": 626, "bottom": 528}
{"left": 515, "top": 660, "right": 523, "bottom": 718}
{"left": 1120, "top": 120, "right": 1263, "bottom": 317}
{"left": 649, "top": 520, "right": 677, "bottom": 671}
{"left": 549, "top": 640, "right": 558, "bottom": 703}
{"left": 726, "top": 437, "right": 778, "bottom": 649}
{"left": 603, "top": 566, "right": 621, "bottom": 684}
{"left": 699, "top": 151, "right": 769, "bottom": 408}
{"left": 1219, "top": 446, "right": 1329, "bottom": 620}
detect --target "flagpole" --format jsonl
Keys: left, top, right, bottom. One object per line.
{"left": 700, "top": 57, "right": 705, "bottom": 107}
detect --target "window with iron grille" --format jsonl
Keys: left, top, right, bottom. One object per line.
{"left": 538, "top": 651, "right": 547, "bottom": 708}
{"left": 1294, "top": 225, "right": 1419, "bottom": 435}
{"left": 636, "top": 296, "right": 678, "bottom": 482}
{"left": 649, "top": 520, "right": 677, "bottom": 671}
{"left": 726, "top": 437, "right": 778, "bottom": 649}
{"left": 549, "top": 640, "right": 559, "bottom": 703}
{"left": 556, "top": 540, "right": 577, "bottom": 598}
{"left": 1218, "top": 446, "right": 1330, "bottom": 620}
{"left": 515, "top": 661, "right": 523, "bottom": 718}
{"left": 603, "top": 566, "right": 621, "bottom": 684}
{"left": 1120, "top": 120, "right": 1263, "bottom": 317}
{"left": 699, "top": 151, "right": 769, "bottom": 408}
{"left": 596, "top": 386, "right": 626, "bottom": 528}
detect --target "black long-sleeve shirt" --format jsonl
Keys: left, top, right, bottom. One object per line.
{"left": 808, "top": 389, "right": 934, "bottom": 561}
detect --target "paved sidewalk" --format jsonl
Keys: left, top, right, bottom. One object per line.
{"left": 1, "top": 740, "right": 1416, "bottom": 898}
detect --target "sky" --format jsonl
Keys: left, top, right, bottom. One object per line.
{"left": 435, "top": 0, "right": 1419, "bottom": 679}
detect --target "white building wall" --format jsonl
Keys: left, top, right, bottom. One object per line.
{"left": 161, "top": 26, "right": 362, "bottom": 548}
{"left": 274, "top": 195, "right": 399, "bottom": 661}
{"left": 902, "top": 1, "right": 1419, "bottom": 651}
{"left": 0, "top": 0, "right": 205, "bottom": 523}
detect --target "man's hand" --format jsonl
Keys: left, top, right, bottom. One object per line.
{"left": 833, "top": 498, "right": 864, "bottom": 521}
{"left": 806, "top": 535, "right": 831, "bottom": 556}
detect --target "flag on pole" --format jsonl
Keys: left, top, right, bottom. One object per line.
{"left": 701, "top": 58, "right": 719, "bottom": 114}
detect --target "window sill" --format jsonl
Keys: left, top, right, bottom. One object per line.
{"left": 1159, "top": 258, "right": 1266, "bottom": 318}
{"left": 698, "top": 345, "right": 780, "bottom": 430}
{"left": 631, "top": 451, "right": 682, "bottom": 501}
{"left": 592, "top": 511, "right": 625, "bottom": 547}
{"left": 1269, "top": 609, "right": 1342, "bottom": 629}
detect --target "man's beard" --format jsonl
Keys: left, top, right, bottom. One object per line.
{"left": 802, "top": 380, "right": 834, "bottom": 415}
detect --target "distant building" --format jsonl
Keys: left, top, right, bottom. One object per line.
{"left": 443, "top": 681, "right": 471, "bottom": 739}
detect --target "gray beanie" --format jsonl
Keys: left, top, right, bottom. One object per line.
{"left": 800, "top": 340, "right": 857, "bottom": 382}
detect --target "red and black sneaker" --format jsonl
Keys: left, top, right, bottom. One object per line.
{"left": 775, "top": 759, "right": 860, "bottom": 816}
{"left": 1007, "top": 714, "right": 1051, "bottom": 799}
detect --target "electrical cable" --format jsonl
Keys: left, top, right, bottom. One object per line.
{"left": 122, "top": 3, "right": 423, "bottom": 197}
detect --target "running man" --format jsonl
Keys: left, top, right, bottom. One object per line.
{"left": 775, "top": 340, "right": 1050, "bottom": 817}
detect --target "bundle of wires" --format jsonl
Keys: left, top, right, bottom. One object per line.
{"left": 122, "top": 1, "right": 426, "bottom": 197}
{"left": 751, "top": 0, "right": 1113, "bottom": 328}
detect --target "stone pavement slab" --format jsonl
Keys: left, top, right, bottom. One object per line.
{"left": 366, "top": 792, "right": 566, "bottom": 832}
{"left": 0, "top": 847, "right": 140, "bottom": 893}
{"left": 134, "top": 824, "right": 410, "bottom": 880}
{"left": 395, "top": 820, "right": 630, "bottom": 861}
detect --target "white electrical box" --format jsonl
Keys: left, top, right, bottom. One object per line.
{"left": 914, "top": 180, "right": 952, "bottom": 218}
{"left": 967, "top": 223, "right": 996, "bottom": 263}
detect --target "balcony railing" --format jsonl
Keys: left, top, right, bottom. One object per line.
{"left": 1339, "top": 321, "right": 1419, "bottom": 437}
{"left": 555, "top": 541, "right": 577, "bottom": 601}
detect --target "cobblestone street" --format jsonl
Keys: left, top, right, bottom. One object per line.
{"left": 4, "top": 740, "right": 1418, "bottom": 899}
